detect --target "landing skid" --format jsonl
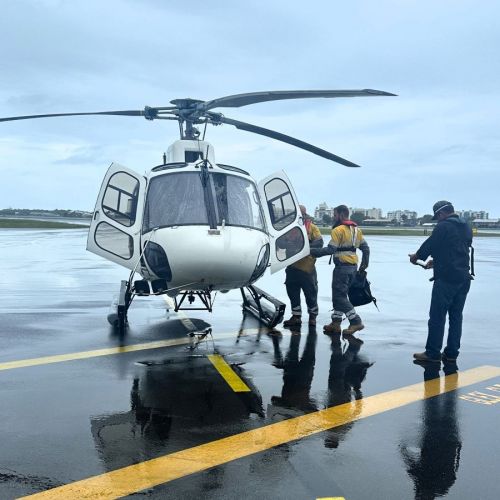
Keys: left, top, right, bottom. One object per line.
{"left": 107, "top": 280, "right": 284, "bottom": 333}
{"left": 241, "top": 285, "right": 285, "bottom": 328}
{"left": 107, "top": 279, "right": 132, "bottom": 334}
{"left": 107, "top": 282, "right": 215, "bottom": 334}
{"left": 174, "top": 290, "right": 214, "bottom": 312}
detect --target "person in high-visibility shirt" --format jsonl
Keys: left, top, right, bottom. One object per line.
{"left": 311, "top": 204, "right": 369, "bottom": 335}
{"left": 282, "top": 205, "right": 324, "bottom": 328}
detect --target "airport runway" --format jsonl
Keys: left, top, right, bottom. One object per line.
{"left": 0, "top": 229, "right": 499, "bottom": 499}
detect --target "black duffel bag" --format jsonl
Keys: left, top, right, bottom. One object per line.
{"left": 348, "top": 270, "right": 378, "bottom": 309}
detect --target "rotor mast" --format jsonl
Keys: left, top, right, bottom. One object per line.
{"left": 170, "top": 98, "right": 205, "bottom": 140}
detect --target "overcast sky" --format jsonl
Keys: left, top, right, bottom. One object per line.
{"left": 1, "top": 0, "right": 499, "bottom": 217}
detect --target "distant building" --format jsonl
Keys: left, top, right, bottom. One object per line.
{"left": 350, "top": 207, "right": 383, "bottom": 219}
{"left": 362, "top": 219, "right": 392, "bottom": 226}
{"left": 472, "top": 218, "right": 499, "bottom": 228}
{"left": 387, "top": 210, "right": 418, "bottom": 223}
{"left": 314, "top": 202, "right": 334, "bottom": 221}
{"left": 458, "top": 210, "right": 489, "bottom": 220}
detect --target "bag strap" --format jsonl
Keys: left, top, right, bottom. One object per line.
{"left": 470, "top": 245, "right": 475, "bottom": 277}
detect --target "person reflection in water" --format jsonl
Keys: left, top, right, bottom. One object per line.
{"left": 270, "top": 327, "right": 318, "bottom": 414}
{"left": 324, "top": 335, "right": 373, "bottom": 449}
{"left": 400, "top": 362, "right": 461, "bottom": 499}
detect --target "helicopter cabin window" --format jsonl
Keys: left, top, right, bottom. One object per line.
{"left": 263, "top": 178, "right": 297, "bottom": 231}
{"left": 275, "top": 226, "right": 305, "bottom": 261}
{"left": 102, "top": 172, "right": 139, "bottom": 227}
{"left": 94, "top": 222, "right": 134, "bottom": 259}
{"left": 211, "top": 173, "right": 265, "bottom": 230}
{"left": 143, "top": 172, "right": 208, "bottom": 231}
{"left": 143, "top": 172, "right": 265, "bottom": 232}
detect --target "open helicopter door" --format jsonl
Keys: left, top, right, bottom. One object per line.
{"left": 87, "top": 163, "right": 146, "bottom": 271}
{"left": 257, "top": 171, "right": 309, "bottom": 274}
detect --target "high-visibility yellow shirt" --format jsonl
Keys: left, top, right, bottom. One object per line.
{"left": 290, "top": 222, "right": 322, "bottom": 273}
{"left": 329, "top": 223, "right": 366, "bottom": 265}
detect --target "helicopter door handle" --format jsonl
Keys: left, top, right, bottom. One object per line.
{"left": 94, "top": 210, "right": 99, "bottom": 220}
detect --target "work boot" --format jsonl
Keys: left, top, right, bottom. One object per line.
{"left": 342, "top": 322, "right": 365, "bottom": 335}
{"left": 283, "top": 315, "right": 302, "bottom": 327}
{"left": 323, "top": 321, "right": 342, "bottom": 334}
{"left": 413, "top": 351, "right": 441, "bottom": 363}
{"left": 308, "top": 314, "right": 317, "bottom": 326}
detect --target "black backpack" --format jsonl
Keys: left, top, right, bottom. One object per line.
{"left": 348, "top": 270, "right": 378, "bottom": 309}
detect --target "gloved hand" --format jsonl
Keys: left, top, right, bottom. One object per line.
{"left": 359, "top": 263, "right": 367, "bottom": 272}
{"left": 408, "top": 253, "right": 418, "bottom": 264}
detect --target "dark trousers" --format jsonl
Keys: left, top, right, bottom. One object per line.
{"left": 331, "top": 265, "right": 361, "bottom": 323}
{"left": 285, "top": 267, "right": 318, "bottom": 316}
{"left": 426, "top": 278, "right": 471, "bottom": 359}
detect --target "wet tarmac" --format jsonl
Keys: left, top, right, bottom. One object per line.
{"left": 0, "top": 229, "right": 499, "bottom": 499}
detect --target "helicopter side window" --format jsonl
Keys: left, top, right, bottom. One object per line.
{"left": 275, "top": 226, "right": 305, "bottom": 261}
{"left": 143, "top": 172, "right": 208, "bottom": 231}
{"left": 102, "top": 172, "right": 139, "bottom": 227}
{"left": 94, "top": 222, "right": 134, "bottom": 259}
{"left": 264, "top": 178, "right": 297, "bottom": 231}
{"left": 212, "top": 173, "right": 265, "bottom": 230}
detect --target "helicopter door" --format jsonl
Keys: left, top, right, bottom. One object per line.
{"left": 257, "top": 171, "right": 309, "bottom": 273}
{"left": 87, "top": 163, "right": 146, "bottom": 271}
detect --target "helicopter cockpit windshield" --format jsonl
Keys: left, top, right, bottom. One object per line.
{"left": 142, "top": 171, "right": 265, "bottom": 232}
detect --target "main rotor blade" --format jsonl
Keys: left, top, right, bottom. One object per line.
{"left": 203, "top": 89, "right": 396, "bottom": 111}
{"left": 0, "top": 110, "right": 149, "bottom": 123}
{"left": 217, "top": 116, "right": 361, "bottom": 167}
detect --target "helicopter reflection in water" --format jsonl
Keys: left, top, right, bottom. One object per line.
{"left": 324, "top": 335, "right": 373, "bottom": 449}
{"left": 400, "top": 363, "right": 461, "bottom": 500}
{"left": 90, "top": 353, "right": 264, "bottom": 471}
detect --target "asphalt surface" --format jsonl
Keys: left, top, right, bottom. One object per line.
{"left": 0, "top": 228, "right": 499, "bottom": 499}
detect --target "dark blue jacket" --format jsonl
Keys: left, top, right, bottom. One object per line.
{"left": 416, "top": 215, "right": 473, "bottom": 283}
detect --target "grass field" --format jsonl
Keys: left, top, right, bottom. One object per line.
{"left": 1, "top": 219, "right": 498, "bottom": 236}
{"left": 0, "top": 219, "right": 88, "bottom": 229}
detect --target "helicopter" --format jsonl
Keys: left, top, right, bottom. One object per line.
{"left": 1, "top": 90, "right": 395, "bottom": 333}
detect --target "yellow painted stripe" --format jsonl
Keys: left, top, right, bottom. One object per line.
{"left": 0, "top": 328, "right": 268, "bottom": 372}
{"left": 163, "top": 295, "right": 197, "bottom": 331}
{"left": 20, "top": 365, "right": 500, "bottom": 499}
{"left": 207, "top": 354, "right": 251, "bottom": 392}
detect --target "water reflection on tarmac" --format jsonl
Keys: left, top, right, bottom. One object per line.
{"left": 0, "top": 229, "right": 499, "bottom": 499}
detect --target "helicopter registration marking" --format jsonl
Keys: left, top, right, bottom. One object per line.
{"left": 19, "top": 366, "right": 500, "bottom": 500}
{"left": 207, "top": 354, "right": 251, "bottom": 392}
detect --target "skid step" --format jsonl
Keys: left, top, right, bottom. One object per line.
{"left": 241, "top": 285, "right": 285, "bottom": 328}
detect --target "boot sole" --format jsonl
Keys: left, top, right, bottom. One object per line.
{"left": 342, "top": 325, "right": 365, "bottom": 335}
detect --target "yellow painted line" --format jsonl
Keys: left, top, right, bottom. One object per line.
{"left": 163, "top": 295, "right": 197, "bottom": 331}
{"left": 317, "top": 497, "right": 345, "bottom": 500}
{"left": 207, "top": 354, "right": 251, "bottom": 392}
{"left": 20, "top": 365, "right": 500, "bottom": 499}
{"left": 0, "top": 328, "right": 268, "bottom": 372}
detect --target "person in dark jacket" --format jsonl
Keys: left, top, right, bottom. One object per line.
{"left": 409, "top": 200, "right": 473, "bottom": 363}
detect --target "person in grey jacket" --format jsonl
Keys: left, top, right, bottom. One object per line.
{"left": 409, "top": 200, "right": 473, "bottom": 363}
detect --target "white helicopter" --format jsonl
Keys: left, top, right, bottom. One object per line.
{"left": 1, "top": 90, "right": 395, "bottom": 332}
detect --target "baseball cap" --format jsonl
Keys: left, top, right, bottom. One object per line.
{"left": 432, "top": 200, "right": 453, "bottom": 220}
